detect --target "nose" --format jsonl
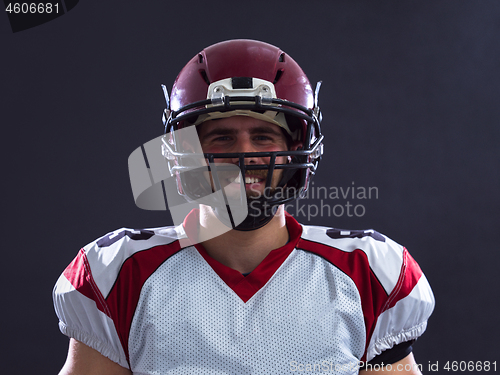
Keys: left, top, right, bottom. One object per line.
{"left": 230, "top": 137, "right": 260, "bottom": 165}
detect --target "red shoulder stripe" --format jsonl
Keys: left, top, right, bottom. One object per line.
{"left": 63, "top": 249, "right": 111, "bottom": 317}
{"left": 382, "top": 248, "right": 423, "bottom": 313}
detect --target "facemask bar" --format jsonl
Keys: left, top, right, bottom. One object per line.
{"left": 163, "top": 136, "right": 324, "bottom": 175}
{"left": 166, "top": 97, "right": 318, "bottom": 133}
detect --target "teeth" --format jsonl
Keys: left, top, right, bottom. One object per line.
{"left": 232, "top": 175, "right": 261, "bottom": 184}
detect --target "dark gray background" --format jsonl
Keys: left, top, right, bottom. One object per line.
{"left": 2, "top": 1, "right": 499, "bottom": 373}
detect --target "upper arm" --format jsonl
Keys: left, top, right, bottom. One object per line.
{"left": 359, "top": 352, "right": 422, "bottom": 374}
{"left": 53, "top": 247, "right": 131, "bottom": 370}
{"left": 58, "top": 338, "right": 132, "bottom": 375}
{"left": 365, "top": 247, "right": 435, "bottom": 361}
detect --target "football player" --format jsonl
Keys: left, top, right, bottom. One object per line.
{"left": 54, "top": 39, "right": 434, "bottom": 374}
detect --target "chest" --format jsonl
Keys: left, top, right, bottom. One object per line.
{"left": 128, "top": 248, "right": 366, "bottom": 374}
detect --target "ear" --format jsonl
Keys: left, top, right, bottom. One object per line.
{"left": 287, "top": 141, "right": 303, "bottom": 163}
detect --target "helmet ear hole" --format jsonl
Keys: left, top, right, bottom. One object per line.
{"left": 273, "top": 69, "right": 284, "bottom": 84}
{"left": 199, "top": 69, "right": 210, "bottom": 85}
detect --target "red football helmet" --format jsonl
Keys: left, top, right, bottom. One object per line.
{"left": 161, "top": 39, "right": 324, "bottom": 230}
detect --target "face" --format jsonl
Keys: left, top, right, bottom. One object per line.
{"left": 197, "top": 116, "right": 290, "bottom": 198}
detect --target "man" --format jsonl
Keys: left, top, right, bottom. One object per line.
{"left": 54, "top": 39, "right": 434, "bottom": 374}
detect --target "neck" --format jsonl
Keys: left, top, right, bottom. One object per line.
{"left": 198, "top": 205, "right": 289, "bottom": 274}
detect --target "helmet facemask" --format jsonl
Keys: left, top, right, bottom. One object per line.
{"left": 162, "top": 76, "right": 323, "bottom": 231}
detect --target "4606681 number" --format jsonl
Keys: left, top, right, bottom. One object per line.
{"left": 5, "top": 3, "right": 59, "bottom": 14}
{"left": 444, "top": 361, "right": 497, "bottom": 372}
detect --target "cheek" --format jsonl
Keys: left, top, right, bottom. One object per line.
{"left": 275, "top": 155, "right": 288, "bottom": 165}
{"left": 201, "top": 145, "right": 219, "bottom": 154}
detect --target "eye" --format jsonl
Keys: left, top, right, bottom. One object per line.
{"left": 254, "top": 135, "right": 273, "bottom": 141}
{"left": 213, "top": 135, "right": 232, "bottom": 142}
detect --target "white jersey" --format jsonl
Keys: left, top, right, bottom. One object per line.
{"left": 53, "top": 211, "right": 434, "bottom": 374}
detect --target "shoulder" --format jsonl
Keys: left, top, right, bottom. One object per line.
{"left": 295, "top": 223, "right": 435, "bottom": 362}
{"left": 297, "top": 224, "right": 409, "bottom": 295}
{"left": 52, "top": 224, "right": 187, "bottom": 367}
{"left": 299, "top": 224, "right": 399, "bottom": 253}
{"left": 58, "top": 225, "right": 185, "bottom": 298}
{"left": 88, "top": 225, "right": 182, "bottom": 253}
{"left": 84, "top": 225, "right": 183, "bottom": 265}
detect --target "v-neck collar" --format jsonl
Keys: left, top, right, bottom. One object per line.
{"left": 182, "top": 210, "right": 303, "bottom": 302}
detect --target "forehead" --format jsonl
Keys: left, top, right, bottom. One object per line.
{"left": 197, "top": 116, "right": 284, "bottom": 137}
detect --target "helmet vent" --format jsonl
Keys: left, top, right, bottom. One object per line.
{"left": 273, "top": 69, "right": 284, "bottom": 84}
{"left": 199, "top": 69, "right": 210, "bottom": 85}
{"left": 279, "top": 53, "right": 285, "bottom": 62}
{"left": 198, "top": 53, "right": 204, "bottom": 63}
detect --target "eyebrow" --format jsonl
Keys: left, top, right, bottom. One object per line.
{"left": 201, "top": 126, "right": 283, "bottom": 139}
{"left": 250, "top": 126, "right": 283, "bottom": 136}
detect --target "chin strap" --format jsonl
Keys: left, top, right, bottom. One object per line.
{"left": 230, "top": 201, "right": 279, "bottom": 231}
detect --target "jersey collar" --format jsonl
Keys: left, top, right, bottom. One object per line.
{"left": 183, "top": 209, "right": 302, "bottom": 302}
